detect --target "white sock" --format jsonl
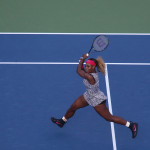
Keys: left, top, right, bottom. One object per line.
{"left": 125, "top": 121, "right": 130, "bottom": 127}
{"left": 62, "top": 116, "right": 67, "bottom": 122}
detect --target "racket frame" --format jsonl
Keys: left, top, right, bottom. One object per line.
{"left": 88, "top": 35, "right": 109, "bottom": 55}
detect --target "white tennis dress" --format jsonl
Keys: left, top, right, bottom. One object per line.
{"left": 83, "top": 73, "right": 107, "bottom": 107}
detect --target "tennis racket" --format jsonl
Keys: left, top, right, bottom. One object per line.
{"left": 87, "top": 35, "right": 109, "bottom": 56}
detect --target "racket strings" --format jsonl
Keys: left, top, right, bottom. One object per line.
{"left": 93, "top": 35, "right": 109, "bottom": 52}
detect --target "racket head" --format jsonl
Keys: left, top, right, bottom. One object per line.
{"left": 92, "top": 35, "right": 109, "bottom": 52}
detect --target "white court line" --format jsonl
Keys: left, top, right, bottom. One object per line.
{"left": 105, "top": 64, "right": 117, "bottom": 150}
{"left": 0, "top": 62, "right": 150, "bottom": 65}
{"left": 0, "top": 32, "right": 150, "bottom": 35}
{"left": 106, "top": 63, "right": 150, "bottom": 65}
{"left": 0, "top": 62, "right": 78, "bottom": 65}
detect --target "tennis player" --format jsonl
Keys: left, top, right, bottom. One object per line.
{"left": 51, "top": 54, "right": 138, "bottom": 138}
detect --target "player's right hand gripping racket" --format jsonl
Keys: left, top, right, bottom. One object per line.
{"left": 87, "top": 35, "right": 109, "bottom": 56}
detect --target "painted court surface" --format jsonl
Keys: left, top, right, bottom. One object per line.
{"left": 0, "top": 33, "right": 150, "bottom": 150}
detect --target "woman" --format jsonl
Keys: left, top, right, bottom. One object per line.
{"left": 51, "top": 54, "right": 138, "bottom": 138}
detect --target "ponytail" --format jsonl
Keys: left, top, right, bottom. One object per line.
{"left": 96, "top": 57, "right": 105, "bottom": 75}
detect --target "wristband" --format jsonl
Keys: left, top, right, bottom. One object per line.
{"left": 80, "top": 57, "right": 84, "bottom": 60}
{"left": 79, "top": 57, "right": 85, "bottom": 62}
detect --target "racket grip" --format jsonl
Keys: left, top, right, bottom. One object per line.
{"left": 86, "top": 53, "right": 89, "bottom": 57}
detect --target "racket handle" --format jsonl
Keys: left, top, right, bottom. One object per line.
{"left": 88, "top": 45, "right": 93, "bottom": 55}
{"left": 88, "top": 49, "right": 92, "bottom": 54}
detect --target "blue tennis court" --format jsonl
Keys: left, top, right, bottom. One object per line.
{"left": 0, "top": 33, "right": 150, "bottom": 150}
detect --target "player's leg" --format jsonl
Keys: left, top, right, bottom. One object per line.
{"left": 64, "top": 95, "right": 89, "bottom": 119}
{"left": 51, "top": 95, "right": 89, "bottom": 128}
{"left": 94, "top": 103, "right": 126, "bottom": 125}
{"left": 94, "top": 102, "right": 138, "bottom": 138}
